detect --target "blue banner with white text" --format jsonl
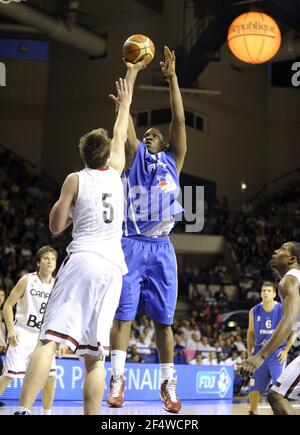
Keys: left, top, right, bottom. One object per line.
{"left": 1, "top": 357, "right": 233, "bottom": 401}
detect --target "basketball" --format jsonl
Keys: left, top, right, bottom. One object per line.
{"left": 123, "top": 34, "right": 155, "bottom": 65}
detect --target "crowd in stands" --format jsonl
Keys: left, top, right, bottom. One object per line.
{"left": 0, "top": 148, "right": 71, "bottom": 292}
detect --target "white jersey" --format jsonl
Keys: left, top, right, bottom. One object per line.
{"left": 67, "top": 167, "right": 127, "bottom": 275}
{"left": 284, "top": 268, "right": 300, "bottom": 326}
{"left": 15, "top": 272, "right": 54, "bottom": 332}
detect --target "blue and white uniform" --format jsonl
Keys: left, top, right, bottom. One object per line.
{"left": 250, "top": 301, "right": 286, "bottom": 393}
{"left": 115, "top": 142, "right": 183, "bottom": 325}
{"left": 271, "top": 269, "right": 300, "bottom": 400}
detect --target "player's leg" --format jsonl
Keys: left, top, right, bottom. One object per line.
{"left": 267, "top": 389, "right": 295, "bottom": 415}
{"left": 42, "top": 375, "right": 56, "bottom": 415}
{"left": 0, "top": 375, "right": 12, "bottom": 396}
{"left": 17, "top": 340, "right": 57, "bottom": 414}
{"left": 83, "top": 355, "right": 105, "bottom": 415}
{"left": 267, "top": 354, "right": 300, "bottom": 415}
{"left": 108, "top": 237, "right": 147, "bottom": 407}
{"left": 41, "top": 352, "right": 57, "bottom": 414}
{"left": 249, "top": 360, "right": 270, "bottom": 415}
{"left": 249, "top": 391, "right": 261, "bottom": 415}
{"left": 110, "top": 319, "right": 133, "bottom": 374}
{"left": 146, "top": 239, "right": 181, "bottom": 413}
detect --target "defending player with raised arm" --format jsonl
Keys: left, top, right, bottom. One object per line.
{"left": 240, "top": 241, "right": 300, "bottom": 415}
{"left": 14, "top": 78, "right": 133, "bottom": 416}
{"left": 107, "top": 47, "right": 187, "bottom": 413}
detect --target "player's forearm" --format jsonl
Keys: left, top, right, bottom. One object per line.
{"left": 247, "top": 331, "right": 254, "bottom": 358}
{"left": 258, "top": 315, "right": 295, "bottom": 359}
{"left": 113, "top": 102, "right": 131, "bottom": 144}
{"left": 283, "top": 331, "right": 297, "bottom": 353}
{"left": 3, "top": 303, "right": 14, "bottom": 332}
{"left": 169, "top": 75, "right": 185, "bottom": 123}
{"left": 125, "top": 68, "right": 138, "bottom": 88}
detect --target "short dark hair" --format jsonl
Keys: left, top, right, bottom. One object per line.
{"left": 79, "top": 128, "right": 111, "bottom": 169}
{"left": 262, "top": 281, "right": 276, "bottom": 293}
{"left": 290, "top": 241, "right": 300, "bottom": 263}
{"left": 36, "top": 246, "right": 58, "bottom": 266}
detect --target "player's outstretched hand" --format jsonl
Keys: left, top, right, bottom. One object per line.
{"left": 278, "top": 350, "right": 288, "bottom": 364}
{"left": 238, "top": 354, "right": 265, "bottom": 380}
{"left": 160, "top": 46, "right": 176, "bottom": 79}
{"left": 124, "top": 57, "right": 148, "bottom": 73}
{"left": 109, "top": 78, "right": 132, "bottom": 108}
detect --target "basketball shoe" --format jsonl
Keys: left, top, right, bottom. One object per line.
{"left": 160, "top": 378, "right": 181, "bottom": 413}
{"left": 106, "top": 375, "right": 125, "bottom": 408}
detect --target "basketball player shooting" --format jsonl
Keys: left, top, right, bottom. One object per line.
{"left": 13, "top": 78, "right": 133, "bottom": 415}
{"left": 240, "top": 242, "right": 300, "bottom": 415}
{"left": 107, "top": 46, "right": 187, "bottom": 413}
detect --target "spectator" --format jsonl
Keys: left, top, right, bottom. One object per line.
{"left": 189, "top": 353, "right": 204, "bottom": 366}
{"left": 203, "top": 351, "right": 219, "bottom": 366}
{"left": 233, "top": 335, "right": 247, "bottom": 353}
{"left": 127, "top": 345, "right": 145, "bottom": 363}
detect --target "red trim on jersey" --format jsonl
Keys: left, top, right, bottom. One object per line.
{"left": 77, "top": 344, "right": 99, "bottom": 351}
{"left": 45, "top": 330, "right": 78, "bottom": 347}
{"left": 284, "top": 374, "right": 300, "bottom": 399}
{"left": 96, "top": 167, "right": 109, "bottom": 171}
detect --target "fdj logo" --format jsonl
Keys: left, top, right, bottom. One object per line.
{"left": 0, "top": 62, "right": 6, "bottom": 87}
{"left": 291, "top": 62, "right": 300, "bottom": 87}
{"left": 196, "top": 368, "right": 232, "bottom": 398}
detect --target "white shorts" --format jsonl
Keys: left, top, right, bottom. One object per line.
{"left": 271, "top": 354, "right": 300, "bottom": 400}
{"left": 40, "top": 252, "right": 123, "bottom": 359}
{"left": 2, "top": 325, "right": 56, "bottom": 379}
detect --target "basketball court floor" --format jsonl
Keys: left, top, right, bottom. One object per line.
{"left": 1, "top": 398, "right": 300, "bottom": 415}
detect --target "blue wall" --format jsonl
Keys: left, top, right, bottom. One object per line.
{"left": 1, "top": 357, "right": 233, "bottom": 401}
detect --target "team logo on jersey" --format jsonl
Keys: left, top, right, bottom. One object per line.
{"left": 156, "top": 174, "right": 176, "bottom": 193}
{"left": 148, "top": 160, "right": 168, "bottom": 172}
{"left": 257, "top": 316, "right": 261, "bottom": 321}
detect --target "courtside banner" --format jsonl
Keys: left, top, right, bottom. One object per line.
{"left": 1, "top": 357, "right": 233, "bottom": 401}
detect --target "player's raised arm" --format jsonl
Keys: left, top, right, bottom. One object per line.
{"left": 3, "top": 275, "right": 27, "bottom": 347}
{"left": 110, "top": 59, "right": 147, "bottom": 158}
{"left": 49, "top": 173, "right": 78, "bottom": 235}
{"left": 108, "top": 78, "right": 133, "bottom": 174}
{"left": 161, "top": 46, "right": 187, "bottom": 173}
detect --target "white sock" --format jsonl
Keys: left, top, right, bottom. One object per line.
{"left": 111, "top": 350, "right": 127, "bottom": 378}
{"left": 43, "top": 409, "right": 52, "bottom": 415}
{"left": 15, "top": 406, "right": 31, "bottom": 415}
{"left": 160, "top": 363, "right": 174, "bottom": 382}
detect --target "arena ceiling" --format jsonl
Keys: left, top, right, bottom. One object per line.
{"left": 22, "top": 0, "right": 163, "bottom": 33}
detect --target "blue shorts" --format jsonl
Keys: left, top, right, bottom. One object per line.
{"left": 250, "top": 348, "right": 285, "bottom": 393}
{"left": 115, "top": 235, "right": 178, "bottom": 325}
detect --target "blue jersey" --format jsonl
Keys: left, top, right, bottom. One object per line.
{"left": 252, "top": 301, "right": 286, "bottom": 352}
{"left": 122, "top": 142, "right": 183, "bottom": 236}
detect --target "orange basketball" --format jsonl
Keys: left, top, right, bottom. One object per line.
{"left": 123, "top": 34, "right": 155, "bottom": 65}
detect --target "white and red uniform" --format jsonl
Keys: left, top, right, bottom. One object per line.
{"left": 3, "top": 272, "right": 56, "bottom": 379}
{"left": 39, "top": 167, "right": 127, "bottom": 359}
{"left": 271, "top": 269, "right": 300, "bottom": 400}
